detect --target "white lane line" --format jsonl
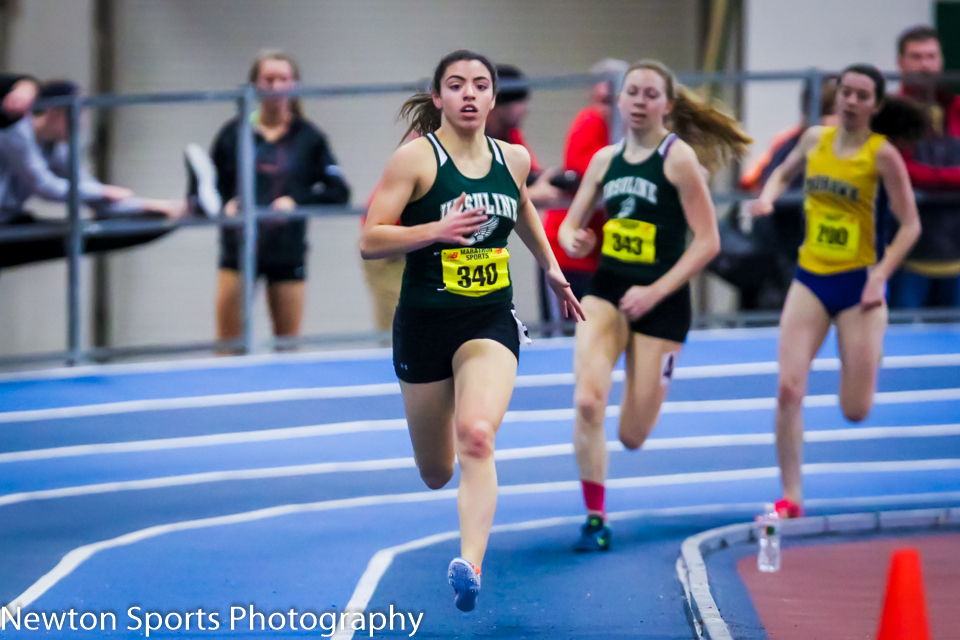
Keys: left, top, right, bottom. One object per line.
{"left": 337, "top": 492, "right": 960, "bottom": 640}
{"left": 0, "top": 347, "right": 395, "bottom": 384}
{"left": 0, "top": 383, "right": 402, "bottom": 424}
{"left": 0, "top": 419, "right": 410, "bottom": 464}
{"left": 6, "top": 466, "right": 960, "bottom": 617}
{"left": 3, "top": 354, "right": 959, "bottom": 424}
{"left": 3, "top": 437, "right": 960, "bottom": 508}
{"left": 3, "top": 417, "right": 960, "bottom": 468}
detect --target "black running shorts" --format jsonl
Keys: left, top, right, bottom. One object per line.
{"left": 392, "top": 303, "right": 523, "bottom": 383}
{"left": 587, "top": 268, "right": 691, "bottom": 343}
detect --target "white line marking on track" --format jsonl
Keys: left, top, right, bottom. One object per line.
{"left": 2, "top": 446, "right": 959, "bottom": 508}
{"left": 6, "top": 471, "right": 960, "bottom": 618}
{"left": 333, "top": 491, "right": 960, "bottom": 640}
{"left": 0, "top": 419, "right": 410, "bottom": 463}
{"left": 3, "top": 355, "right": 959, "bottom": 424}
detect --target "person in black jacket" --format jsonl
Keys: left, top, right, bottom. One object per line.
{"left": 207, "top": 49, "right": 350, "bottom": 349}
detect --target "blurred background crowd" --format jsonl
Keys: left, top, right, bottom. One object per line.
{"left": 0, "top": 0, "right": 957, "bottom": 364}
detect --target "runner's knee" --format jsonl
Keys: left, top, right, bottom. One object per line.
{"left": 419, "top": 466, "right": 454, "bottom": 490}
{"left": 777, "top": 376, "right": 806, "bottom": 408}
{"left": 574, "top": 386, "right": 607, "bottom": 426}
{"left": 841, "top": 398, "right": 871, "bottom": 423}
{"left": 456, "top": 418, "right": 496, "bottom": 460}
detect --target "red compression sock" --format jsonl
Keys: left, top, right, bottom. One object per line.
{"left": 581, "top": 480, "right": 605, "bottom": 517}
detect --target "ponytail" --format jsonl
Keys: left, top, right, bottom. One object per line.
{"left": 670, "top": 85, "right": 752, "bottom": 173}
{"left": 398, "top": 49, "right": 498, "bottom": 143}
{"left": 399, "top": 93, "right": 442, "bottom": 141}
{"left": 870, "top": 95, "right": 926, "bottom": 144}
{"left": 624, "top": 60, "right": 752, "bottom": 173}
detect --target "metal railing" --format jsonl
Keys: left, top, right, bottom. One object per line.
{"left": 3, "top": 68, "right": 960, "bottom": 368}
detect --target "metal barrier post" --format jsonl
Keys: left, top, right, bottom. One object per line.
{"left": 608, "top": 70, "right": 625, "bottom": 144}
{"left": 808, "top": 68, "right": 822, "bottom": 126}
{"left": 66, "top": 95, "right": 84, "bottom": 365}
{"left": 237, "top": 84, "right": 258, "bottom": 355}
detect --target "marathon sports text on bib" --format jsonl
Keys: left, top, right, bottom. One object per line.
{"left": 441, "top": 247, "right": 511, "bottom": 297}
{"left": 601, "top": 218, "right": 657, "bottom": 264}
{"left": 807, "top": 208, "right": 860, "bottom": 261}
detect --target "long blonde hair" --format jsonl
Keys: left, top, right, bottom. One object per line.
{"left": 626, "top": 60, "right": 752, "bottom": 173}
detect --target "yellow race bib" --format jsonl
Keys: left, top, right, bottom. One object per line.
{"left": 601, "top": 218, "right": 657, "bottom": 264}
{"left": 807, "top": 209, "right": 860, "bottom": 261}
{"left": 441, "top": 247, "right": 510, "bottom": 297}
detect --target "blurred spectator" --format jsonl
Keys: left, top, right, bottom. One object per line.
{"left": 540, "top": 59, "right": 626, "bottom": 335}
{"left": 887, "top": 26, "right": 960, "bottom": 308}
{"left": 203, "top": 49, "right": 350, "bottom": 350}
{"left": 730, "top": 75, "right": 839, "bottom": 309}
{"left": 0, "top": 80, "right": 185, "bottom": 269}
{"left": 1, "top": 73, "right": 39, "bottom": 128}
{"left": 484, "top": 64, "right": 566, "bottom": 209}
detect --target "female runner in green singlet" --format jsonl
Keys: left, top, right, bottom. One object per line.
{"left": 361, "top": 50, "right": 584, "bottom": 612}
{"left": 559, "top": 60, "right": 750, "bottom": 551}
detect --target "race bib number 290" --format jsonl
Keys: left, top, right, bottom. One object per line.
{"left": 807, "top": 209, "right": 860, "bottom": 261}
{"left": 441, "top": 247, "right": 510, "bottom": 297}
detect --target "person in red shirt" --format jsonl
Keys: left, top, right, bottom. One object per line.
{"left": 540, "top": 59, "right": 627, "bottom": 335}
{"left": 888, "top": 26, "right": 960, "bottom": 307}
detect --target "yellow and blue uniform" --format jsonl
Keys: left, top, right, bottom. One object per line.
{"left": 795, "top": 127, "right": 887, "bottom": 316}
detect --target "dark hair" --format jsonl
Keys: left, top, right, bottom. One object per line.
{"left": 39, "top": 80, "right": 79, "bottom": 100}
{"left": 33, "top": 79, "right": 79, "bottom": 115}
{"left": 840, "top": 64, "right": 886, "bottom": 104}
{"left": 869, "top": 96, "right": 926, "bottom": 144}
{"left": 249, "top": 49, "right": 303, "bottom": 119}
{"left": 897, "top": 25, "right": 939, "bottom": 56}
{"left": 839, "top": 63, "right": 925, "bottom": 142}
{"left": 398, "top": 50, "right": 498, "bottom": 140}
{"left": 623, "top": 60, "right": 752, "bottom": 173}
{"left": 494, "top": 64, "right": 530, "bottom": 105}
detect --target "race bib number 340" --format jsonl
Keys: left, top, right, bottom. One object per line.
{"left": 807, "top": 209, "right": 860, "bottom": 261}
{"left": 441, "top": 247, "right": 510, "bottom": 297}
{"left": 602, "top": 218, "right": 657, "bottom": 264}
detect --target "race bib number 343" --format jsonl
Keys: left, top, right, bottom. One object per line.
{"left": 441, "top": 247, "right": 510, "bottom": 297}
{"left": 807, "top": 209, "right": 860, "bottom": 261}
{"left": 602, "top": 218, "right": 657, "bottom": 264}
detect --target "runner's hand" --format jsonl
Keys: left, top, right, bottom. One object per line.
{"left": 747, "top": 198, "right": 774, "bottom": 217}
{"left": 562, "top": 228, "right": 596, "bottom": 258}
{"left": 860, "top": 272, "right": 887, "bottom": 311}
{"left": 433, "top": 192, "right": 488, "bottom": 244}
{"left": 619, "top": 285, "right": 663, "bottom": 320}
{"left": 545, "top": 267, "right": 586, "bottom": 322}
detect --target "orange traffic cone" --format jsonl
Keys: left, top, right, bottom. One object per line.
{"left": 876, "top": 548, "right": 931, "bottom": 640}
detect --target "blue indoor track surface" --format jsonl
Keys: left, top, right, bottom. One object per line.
{"left": 1, "top": 324, "right": 959, "bottom": 639}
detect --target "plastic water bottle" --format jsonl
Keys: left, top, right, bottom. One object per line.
{"left": 757, "top": 503, "right": 781, "bottom": 572}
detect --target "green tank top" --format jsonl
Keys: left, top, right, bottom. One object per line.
{"left": 597, "top": 133, "right": 687, "bottom": 283}
{"left": 399, "top": 132, "right": 521, "bottom": 308}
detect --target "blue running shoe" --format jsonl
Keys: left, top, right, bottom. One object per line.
{"left": 573, "top": 514, "right": 612, "bottom": 552}
{"left": 447, "top": 557, "right": 481, "bottom": 612}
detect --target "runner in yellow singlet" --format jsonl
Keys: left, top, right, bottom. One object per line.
{"left": 750, "top": 64, "right": 921, "bottom": 518}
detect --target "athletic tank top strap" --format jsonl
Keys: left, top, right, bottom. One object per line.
{"left": 487, "top": 136, "right": 505, "bottom": 166}
{"left": 425, "top": 132, "right": 449, "bottom": 167}
{"left": 657, "top": 133, "right": 679, "bottom": 157}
